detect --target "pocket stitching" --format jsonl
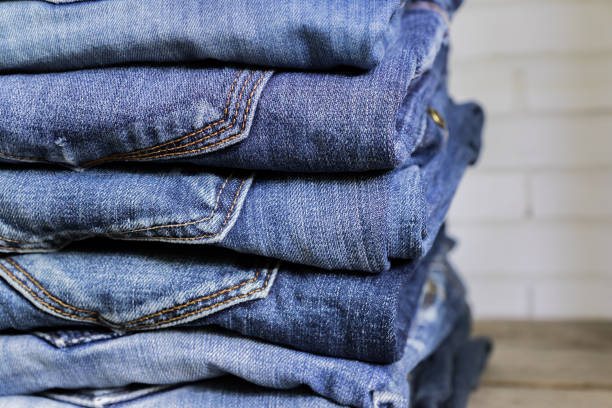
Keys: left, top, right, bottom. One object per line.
{"left": 102, "top": 70, "right": 256, "bottom": 161}
{"left": 0, "top": 68, "right": 263, "bottom": 167}
{"left": 0, "top": 174, "right": 245, "bottom": 247}
{"left": 95, "top": 70, "right": 268, "bottom": 163}
{"left": 80, "top": 69, "right": 246, "bottom": 167}
{"left": 0, "top": 258, "right": 273, "bottom": 329}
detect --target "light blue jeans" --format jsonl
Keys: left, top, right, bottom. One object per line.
{"left": 0, "top": 7, "right": 464, "bottom": 173}
{"left": 0, "top": 1, "right": 461, "bottom": 72}
{"left": 0, "top": 90, "right": 482, "bottom": 272}
{"left": 0, "top": 256, "right": 468, "bottom": 408}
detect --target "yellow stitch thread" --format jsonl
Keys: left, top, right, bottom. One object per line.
{"left": 0, "top": 151, "right": 50, "bottom": 163}
{"left": 110, "top": 174, "right": 232, "bottom": 235}
{"left": 120, "top": 269, "right": 262, "bottom": 326}
{"left": 128, "top": 268, "right": 274, "bottom": 330}
{"left": 123, "top": 70, "right": 255, "bottom": 160}
{"left": 0, "top": 262, "right": 97, "bottom": 322}
{"left": 1, "top": 259, "right": 268, "bottom": 330}
{"left": 125, "top": 71, "right": 267, "bottom": 162}
{"left": 0, "top": 173, "right": 236, "bottom": 245}
{"left": 123, "top": 176, "right": 247, "bottom": 241}
{"left": 81, "top": 69, "right": 245, "bottom": 167}
{"left": 7, "top": 259, "right": 95, "bottom": 314}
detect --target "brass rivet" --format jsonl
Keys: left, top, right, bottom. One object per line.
{"left": 427, "top": 107, "right": 446, "bottom": 130}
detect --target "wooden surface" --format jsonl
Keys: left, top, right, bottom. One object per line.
{"left": 470, "top": 321, "right": 612, "bottom": 408}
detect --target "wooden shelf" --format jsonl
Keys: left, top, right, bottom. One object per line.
{"left": 470, "top": 321, "right": 612, "bottom": 408}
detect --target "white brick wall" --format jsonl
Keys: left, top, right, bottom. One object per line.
{"left": 447, "top": 0, "right": 612, "bottom": 319}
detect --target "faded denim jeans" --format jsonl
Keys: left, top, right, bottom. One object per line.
{"left": 0, "top": 1, "right": 462, "bottom": 72}
{"left": 0, "top": 248, "right": 469, "bottom": 408}
{"left": 0, "top": 8, "right": 464, "bottom": 173}
{"left": 0, "top": 88, "right": 482, "bottom": 272}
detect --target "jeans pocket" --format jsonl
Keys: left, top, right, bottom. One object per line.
{"left": 0, "top": 169, "right": 252, "bottom": 253}
{"left": 0, "top": 248, "right": 277, "bottom": 331}
{"left": 39, "top": 384, "right": 173, "bottom": 408}
{"left": 0, "top": 69, "right": 272, "bottom": 168}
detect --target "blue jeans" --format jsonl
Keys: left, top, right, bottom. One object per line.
{"left": 0, "top": 92, "right": 482, "bottom": 272}
{"left": 0, "top": 228, "right": 454, "bottom": 364}
{"left": 0, "top": 10, "right": 466, "bottom": 173}
{"left": 0, "top": 254, "right": 468, "bottom": 408}
{"left": 0, "top": 1, "right": 462, "bottom": 73}
{"left": 411, "top": 311, "right": 492, "bottom": 408}
{"left": 0, "top": 381, "right": 345, "bottom": 408}
{"left": 0, "top": 311, "right": 485, "bottom": 408}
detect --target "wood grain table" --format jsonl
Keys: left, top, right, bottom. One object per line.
{"left": 470, "top": 321, "right": 612, "bottom": 408}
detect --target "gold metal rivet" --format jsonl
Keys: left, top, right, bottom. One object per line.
{"left": 427, "top": 107, "right": 446, "bottom": 130}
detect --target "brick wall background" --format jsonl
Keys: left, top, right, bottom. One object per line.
{"left": 447, "top": 0, "right": 612, "bottom": 318}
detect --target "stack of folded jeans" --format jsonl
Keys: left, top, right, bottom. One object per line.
{"left": 0, "top": 1, "right": 491, "bottom": 407}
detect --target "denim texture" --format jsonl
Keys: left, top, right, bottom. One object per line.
{"left": 0, "top": 232, "right": 453, "bottom": 363}
{"left": 0, "top": 229, "right": 454, "bottom": 364}
{"left": 411, "top": 310, "right": 492, "bottom": 408}
{"left": 0, "top": 381, "right": 344, "bottom": 408}
{"left": 0, "top": 311, "right": 485, "bottom": 408}
{"left": 0, "top": 255, "right": 468, "bottom": 408}
{"left": 0, "top": 91, "right": 482, "bottom": 272}
{"left": 0, "top": 1, "right": 463, "bottom": 73}
{"left": 0, "top": 9, "right": 460, "bottom": 173}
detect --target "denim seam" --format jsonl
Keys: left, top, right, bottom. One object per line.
{"left": 90, "top": 69, "right": 243, "bottom": 159}
{"left": 0, "top": 151, "right": 51, "bottom": 164}
{"left": 34, "top": 331, "right": 123, "bottom": 348}
{"left": 111, "top": 70, "right": 256, "bottom": 160}
{"left": 0, "top": 174, "right": 245, "bottom": 248}
{"left": 81, "top": 69, "right": 250, "bottom": 166}
{"left": 128, "top": 268, "right": 275, "bottom": 330}
{"left": 118, "top": 176, "right": 248, "bottom": 241}
{"left": 0, "top": 258, "right": 272, "bottom": 329}
{"left": 110, "top": 70, "right": 268, "bottom": 162}
{"left": 81, "top": 70, "right": 268, "bottom": 166}
{"left": 0, "top": 69, "right": 264, "bottom": 167}
{"left": 0, "top": 67, "right": 242, "bottom": 165}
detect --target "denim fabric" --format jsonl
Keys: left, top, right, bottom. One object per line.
{"left": 0, "top": 93, "right": 482, "bottom": 272}
{"left": 0, "top": 258, "right": 467, "bottom": 408}
{"left": 0, "top": 381, "right": 344, "bottom": 408}
{"left": 0, "top": 1, "right": 462, "bottom": 73}
{"left": 0, "top": 231, "right": 453, "bottom": 364}
{"left": 411, "top": 310, "right": 492, "bottom": 408}
{"left": 0, "top": 8, "right": 459, "bottom": 173}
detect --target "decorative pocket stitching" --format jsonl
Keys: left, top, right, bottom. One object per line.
{"left": 0, "top": 151, "right": 51, "bottom": 164}
{"left": 80, "top": 69, "right": 244, "bottom": 166}
{"left": 0, "top": 258, "right": 275, "bottom": 330}
{"left": 0, "top": 173, "right": 247, "bottom": 248}
{"left": 94, "top": 70, "right": 269, "bottom": 163}
{"left": 0, "top": 69, "right": 268, "bottom": 167}
{"left": 81, "top": 70, "right": 268, "bottom": 166}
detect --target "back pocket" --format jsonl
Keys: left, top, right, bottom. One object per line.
{"left": 0, "top": 167, "right": 252, "bottom": 253}
{"left": 0, "top": 244, "right": 277, "bottom": 330}
{"left": 0, "top": 68, "right": 272, "bottom": 168}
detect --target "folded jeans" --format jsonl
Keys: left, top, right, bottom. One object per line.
{"left": 0, "top": 91, "right": 482, "bottom": 272}
{"left": 0, "top": 256, "right": 468, "bottom": 408}
{"left": 0, "top": 1, "right": 462, "bottom": 73}
{"left": 0, "top": 9, "right": 460, "bottom": 173}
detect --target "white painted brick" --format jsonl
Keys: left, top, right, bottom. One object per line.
{"left": 449, "top": 59, "right": 519, "bottom": 115}
{"left": 451, "top": 54, "right": 612, "bottom": 114}
{"left": 448, "top": 172, "right": 527, "bottom": 220}
{"left": 476, "top": 114, "right": 612, "bottom": 170}
{"left": 524, "top": 55, "right": 612, "bottom": 112}
{"left": 447, "top": 222, "right": 612, "bottom": 275}
{"left": 446, "top": 0, "right": 612, "bottom": 319}
{"left": 465, "top": 278, "right": 531, "bottom": 319}
{"left": 451, "top": 1, "right": 612, "bottom": 58}
{"left": 532, "top": 280, "right": 612, "bottom": 319}
{"left": 531, "top": 171, "right": 612, "bottom": 218}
